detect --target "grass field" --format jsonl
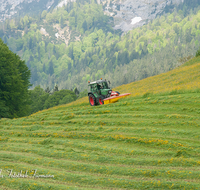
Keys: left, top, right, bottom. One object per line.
{"left": 0, "top": 57, "right": 200, "bottom": 190}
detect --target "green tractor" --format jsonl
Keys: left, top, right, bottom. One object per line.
{"left": 88, "top": 79, "right": 120, "bottom": 106}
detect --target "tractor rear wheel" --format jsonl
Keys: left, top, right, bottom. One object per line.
{"left": 98, "top": 96, "right": 104, "bottom": 105}
{"left": 89, "top": 94, "right": 96, "bottom": 106}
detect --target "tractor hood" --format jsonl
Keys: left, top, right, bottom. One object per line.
{"left": 101, "top": 89, "right": 112, "bottom": 96}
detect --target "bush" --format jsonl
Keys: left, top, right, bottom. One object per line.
{"left": 196, "top": 47, "right": 200, "bottom": 57}
{"left": 78, "top": 89, "right": 88, "bottom": 99}
{"left": 43, "top": 89, "right": 77, "bottom": 109}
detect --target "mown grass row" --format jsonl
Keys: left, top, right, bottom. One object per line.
{"left": 0, "top": 90, "right": 200, "bottom": 189}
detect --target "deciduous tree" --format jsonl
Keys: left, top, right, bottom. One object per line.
{"left": 0, "top": 38, "right": 31, "bottom": 118}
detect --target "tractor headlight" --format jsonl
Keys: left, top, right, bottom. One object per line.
{"left": 108, "top": 90, "right": 112, "bottom": 94}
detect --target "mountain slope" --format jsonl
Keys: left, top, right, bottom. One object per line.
{"left": 1, "top": 1, "right": 200, "bottom": 91}
{"left": 0, "top": 57, "right": 200, "bottom": 189}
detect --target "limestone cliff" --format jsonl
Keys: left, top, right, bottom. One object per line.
{"left": 0, "top": 0, "right": 184, "bottom": 32}
{"left": 100, "top": 0, "right": 184, "bottom": 32}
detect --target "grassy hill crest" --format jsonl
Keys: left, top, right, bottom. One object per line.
{"left": 114, "top": 56, "right": 200, "bottom": 97}
{"left": 61, "top": 55, "right": 200, "bottom": 108}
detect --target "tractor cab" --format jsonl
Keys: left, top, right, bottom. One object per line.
{"left": 88, "top": 80, "right": 111, "bottom": 96}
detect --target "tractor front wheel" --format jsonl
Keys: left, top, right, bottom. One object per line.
{"left": 89, "top": 94, "right": 96, "bottom": 106}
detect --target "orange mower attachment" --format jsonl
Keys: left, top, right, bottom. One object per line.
{"left": 103, "top": 93, "right": 131, "bottom": 104}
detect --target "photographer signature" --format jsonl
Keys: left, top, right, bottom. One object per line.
{"left": 0, "top": 169, "right": 54, "bottom": 178}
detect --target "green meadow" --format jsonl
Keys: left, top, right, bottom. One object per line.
{"left": 0, "top": 58, "right": 200, "bottom": 189}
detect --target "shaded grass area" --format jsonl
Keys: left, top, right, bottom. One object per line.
{"left": 0, "top": 91, "right": 200, "bottom": 189}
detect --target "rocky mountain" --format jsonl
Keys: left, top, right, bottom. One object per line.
{"left": 0, "top": 0, "right": 184, "bottom": 32}
{"left": 101, "top": 0, "right": 184, "bottom": 32}
{"left": 0, "top": 0, "right": 58, "bottom": 21}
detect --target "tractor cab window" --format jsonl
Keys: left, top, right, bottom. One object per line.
{"left": 90, "top": 81, "right": 108, "bottom": 92}
{"left": 102, "top": 82, "right": 108, "bottom": 89}
{"left": 90, "top": 84, "right": 96, "bottom": 92}
{"left": 97, "top": 83, "right": 101, "bottom": 90}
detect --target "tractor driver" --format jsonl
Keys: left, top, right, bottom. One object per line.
{"left": 97, "top": 83, "right": 101, "bottom": 94}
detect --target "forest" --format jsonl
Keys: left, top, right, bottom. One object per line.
{"left": 0, "top": 0, "right": 200, "bottom": 92}
{"left": 0, "top": 37, "right": 85, "bottom": 118}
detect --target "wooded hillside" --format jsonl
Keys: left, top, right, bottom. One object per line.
{"left": 0, "top": 0, "right": 200, "bottom": 92}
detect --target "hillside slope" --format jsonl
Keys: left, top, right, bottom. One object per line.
{"left": 115, "top": 56, "right": 200, "bottom": 96}
{"left": 0, "top": 58, "right": 200, "bottom": 189}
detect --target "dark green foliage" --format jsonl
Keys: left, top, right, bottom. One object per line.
{"left": 78, "top": 89, "right": 88, "bottom": 99}
{"left": 82, "top": 20, "right": 88, "bottom": 32}
{"left": 48, "top": 60, "right": 54, "bottom": 76}
{"left": 0, "top": 99, "right": 9, "bottom": 118}
{"left": 59, "top": 15, "right": 64, "bottom": 29}
{"left": 30, "top": 67, "right": 38, "bottom": 83}
{"left": 196, "top": 47, "right": 200, "bottom": 57}
{"left": 29, "top": 86, "right": 49, "bottom": 114}
{"left": 118, "top": 50, "right": 129, "bottom": 65}
{"left": 43, "top": 89, "right": 77, "bottom": 109}
{"left": 58, "top": 95, "right": 75, "bottom": 105}
{"left": 176, "top": 0, "right": 200, "bottom": 16}
{"left": 163, "top": 0, "right": 200, "bottom": 16}
{"left": 0, "top": 38, "right": 31, "bottom": 118}
{"left": 29, "top": 86, "right": 77, "bottom": 114}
